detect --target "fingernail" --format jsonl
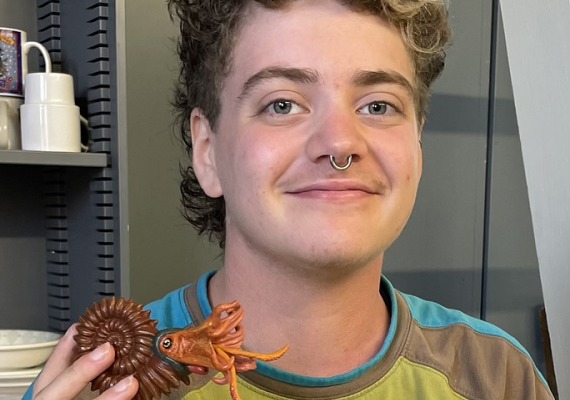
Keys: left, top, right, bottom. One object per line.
{"left": 89, "top": 342, "right": 111, "bottom": 362}
{"left": 64, "top": 324, "right": 78, "bottom": 338}
{"left": 113, "top": 376, "right": 135, "bottom": 393}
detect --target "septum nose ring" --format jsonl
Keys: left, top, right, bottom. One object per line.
{"left": 329, "top": 154, "right": 353, "bottom": 171}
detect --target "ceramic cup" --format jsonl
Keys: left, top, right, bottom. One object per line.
{"left": 0, "top": 27, "right": 52, "bottom": 97}
{"left": 20, "top": 73, "right": 81, "bottom": 152}
{"left": 24, "top": 72, "right": 75, "bottom": 105}
{"left": 0, "top": 96, "right": 23, "bottom": 150}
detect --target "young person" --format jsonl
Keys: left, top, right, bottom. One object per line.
{"left": 27, "top": 0, "right": 553, "bottom": 399}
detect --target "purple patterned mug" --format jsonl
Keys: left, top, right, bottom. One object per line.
{"left": 0, "top": 27, "right": 51, "bottom": 97}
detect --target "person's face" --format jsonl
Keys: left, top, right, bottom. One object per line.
{"left": 192, "top": 0, "right": 422, "bottom": 272}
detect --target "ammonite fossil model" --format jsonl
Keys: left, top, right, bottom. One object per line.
{"left": 74, "top": 297, "right": 288, "bottom": 400}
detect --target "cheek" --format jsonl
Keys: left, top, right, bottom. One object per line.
{"left": 376, "top": 128, "right": 421, "bottom": 182}
{"left": 218, "top": 135, "right": 276, "bottom": 204}
{"left": 240, "top": 129, "right": 295, "bottom": 179}
{"left": 404, "top": 154, "right": 421, "bottom": 183}
{"left": 375, "top": 146, "right": 419, "bottom": 185}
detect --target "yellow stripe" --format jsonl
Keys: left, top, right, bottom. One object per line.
{"left": 370, "top": 357, "right": 469, "bottom": 399}
{"left": 181, "top": 358, "right": 469, "bottom": 399}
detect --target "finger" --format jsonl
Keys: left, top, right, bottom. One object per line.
{"left": 97, "top": 375, "right": 139, "bottom": 400}
{"left": 34, "top": 342, "right": 115, "bottom": 400}
{"left": 34, "top": 324, "right": 79, "bottom": 393}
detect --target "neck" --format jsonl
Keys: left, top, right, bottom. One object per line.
{"left": 208, "top": 253, "right": 390, "bottom": 377}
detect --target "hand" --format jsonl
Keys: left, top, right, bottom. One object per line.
{"left": 32, "top": 324, "right": 139, "bottom": 399}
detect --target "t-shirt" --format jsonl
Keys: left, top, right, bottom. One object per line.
{"left": 143, "top": 270, "right": 554, "bottom": 399}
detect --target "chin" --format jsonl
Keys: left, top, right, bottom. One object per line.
{"left": 288, "top": 240, "right": 385, "bottom": 275}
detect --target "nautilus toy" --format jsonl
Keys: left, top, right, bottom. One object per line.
{"left": 74, "top": 297, "right": 288, "bottom": 400}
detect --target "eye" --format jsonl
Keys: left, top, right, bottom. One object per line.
{"left": 368, "top": 102, "right": 387, "bottom": 115}
{"left": 161, "top": 337, "right": 172, "bottom": 349}
{"left": 358, "top": 101, "right": 392, "bottom": 116}
{"left": 272, "top": 101, "right": 293, "bottom": 114}
{"left": 263, "top": 99, "right": 305, "bottom": 117}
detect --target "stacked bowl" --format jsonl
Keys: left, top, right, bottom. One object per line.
{"left": 0, "top": 330, "right": 61, "bottom": 399}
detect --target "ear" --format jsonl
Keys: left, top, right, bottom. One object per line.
{"left": 190, "top": 108, "right": 223, "bottom": 198}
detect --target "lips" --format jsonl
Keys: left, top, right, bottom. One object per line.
{"left": 286, "top": 180, "right": 384, "bottom": 199}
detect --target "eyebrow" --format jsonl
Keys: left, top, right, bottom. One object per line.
{"left": 351, "top": 70, "right": 415, "bottom": 95}
{"left": 237, "top": 67, "right": 320, "bottom": 102}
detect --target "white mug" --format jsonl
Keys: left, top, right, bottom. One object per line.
{"left": 0, "top": 96, "right": 23, "bottom": 150}
{"left": 20, "top": 72, "right": 81, "bottom": 152}
{"left": 0, "top": 27, "right": 52, "bottom": 97}
{"left": 24, "top": 73, "right": 75, "bottom": 105}
{"left": 21, "top": 103, "right": 80, "bottom": 152}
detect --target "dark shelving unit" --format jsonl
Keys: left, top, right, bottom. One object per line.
{"left": 0, "top": 0, "right": 121, "bottom": 333}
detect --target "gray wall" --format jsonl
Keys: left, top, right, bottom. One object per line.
{"left": 385, "top": 1, "right": 493, "bottom": 316}
{"left": 120, "top": 0, "right": 221, "bottom": 304}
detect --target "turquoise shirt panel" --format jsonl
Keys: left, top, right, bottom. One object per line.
{"left": 145, "top": 283, "right": 194, "bottom": 330}
{"left": 401, "top": 292, "right": 550, "bottom": 390}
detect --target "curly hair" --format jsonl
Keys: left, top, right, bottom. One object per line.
{"left": 167, "top": 0, "right": 452, "bottom": 248}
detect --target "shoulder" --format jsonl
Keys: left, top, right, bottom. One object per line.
{"left": 397, "top": 292, "right": 553, "bottom": 399}
{"left": 143, "top": 270, "right": 216, "bottom": 330}
{"left": 401, "top": 292, "right": 524, "bottom": 347}
{"left": 144, "top": 284, "right": 194, "bottom": 330}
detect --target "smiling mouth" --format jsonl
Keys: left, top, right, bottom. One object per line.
{"left": 288, "top": 189, "right": 376, "bottom": 200}
{"left": 286, "top": 181, "right": 383, "bottom": 200}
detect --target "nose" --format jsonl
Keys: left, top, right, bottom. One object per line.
{"left": 305, "top": 104, "right": 368, "bottom": 168}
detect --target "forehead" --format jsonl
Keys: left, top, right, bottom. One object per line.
{"left": 227, "top": 0, "right": 414, "bottom": 89}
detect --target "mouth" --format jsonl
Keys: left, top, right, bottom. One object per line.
{"left": 286, "top": 181, "right": 382, "bottom": 200}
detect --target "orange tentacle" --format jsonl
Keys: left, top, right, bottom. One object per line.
{"left": 213, "top": 346, "right": 240, "bottom": 400}
{"left": 217, "top": 344, "right": 289, "bottom": 362}
{"left": 228, "top": 362, "right": 239, "bottom": 400}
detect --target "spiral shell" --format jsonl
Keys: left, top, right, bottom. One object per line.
{"left": 74, "top": 297, "right": 190, "bottom": 400}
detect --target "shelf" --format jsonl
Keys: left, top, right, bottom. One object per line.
{"left": 0, "top": 150, "right": 108, "bottom": 167}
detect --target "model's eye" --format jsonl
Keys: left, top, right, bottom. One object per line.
{"left": 263, "top": 99, "right": 305, "bottom": 116}
{"left": 272, "top": 100, "right": 293, "bottom": 114}
{"left": 358, "top": 101, "right": 391, "bottom": 116}
{"left": 368, "top": 102, "right": 387, "bottom": 115}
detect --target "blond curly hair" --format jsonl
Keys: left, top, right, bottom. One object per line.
{"left": 168, "top": 0, "right": 452, "bottom": 247}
